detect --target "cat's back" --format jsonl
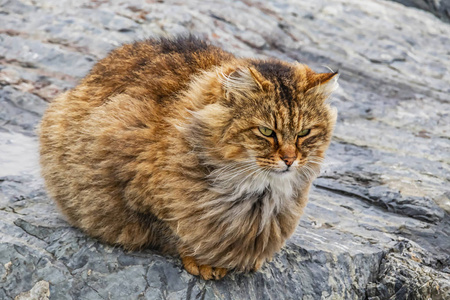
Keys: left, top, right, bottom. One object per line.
{"left": 81, "top": 36, "right": 234, "bottom": 104}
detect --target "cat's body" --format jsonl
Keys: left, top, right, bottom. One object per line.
{"left": 39, "top": 36, "right": 338, "bottom": 280}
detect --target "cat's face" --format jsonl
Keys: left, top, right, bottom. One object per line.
{"left": 212, "top": 61, "right": 338, "bottom": 179}
{"left": 184, "top": 60, "right": 337, "bottom": 185}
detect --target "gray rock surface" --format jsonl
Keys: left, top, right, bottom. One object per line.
{"left": 389, "top": 0, "right": 450, "bottom": 23}
{"left": 0, "top": 0, "right": 449, "bottom": 299}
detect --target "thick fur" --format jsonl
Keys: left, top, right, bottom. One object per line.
{"left": 39, "top": 36, "right": 338, "bottom": 273}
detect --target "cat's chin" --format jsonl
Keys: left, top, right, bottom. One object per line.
{"left": 270, "top": 168, "right": 296, "bottom": 176}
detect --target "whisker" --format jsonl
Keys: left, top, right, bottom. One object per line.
{"left": 300, "top": 164, "right": 320, "bottom": 182}
{"left": 234, "top": 167, "right": 265, "bottom": 191}
{"left": 261, "top": 167, "right": 272, "bottom": 183}
{"left": 215, "top": 164, "right": 259, "bottom": 183}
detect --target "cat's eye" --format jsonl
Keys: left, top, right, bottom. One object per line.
{"left": 298, "top": 129, "right": 311, "bottom": 137}
{"left": 259, "top": 126, "right": 274, "bottom": 137}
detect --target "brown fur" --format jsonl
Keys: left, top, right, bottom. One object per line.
{"left": 39, "top": 36, "right": 338, "bottom": 279}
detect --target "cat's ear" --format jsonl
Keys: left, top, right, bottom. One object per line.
{"left": 247, "top": 67, "right": 272, "bottom": 92}
{"left": 305, "top": 71, "right": 339, "bottom": 96}
{"left": 221, "top": 67, "right": 272, "bottom": 97}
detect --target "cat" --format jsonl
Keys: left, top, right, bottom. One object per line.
{"left": 39, "top": 36, "right": 338, "bottom": 280}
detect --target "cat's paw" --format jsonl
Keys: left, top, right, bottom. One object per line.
{"left": 252, "top": 258, "right": 266, "bottom": 272}
{"left": 181, "top": 256, "right": 227, "bottom": 280}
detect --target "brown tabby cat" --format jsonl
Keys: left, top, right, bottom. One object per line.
{"left": 39, "top": 36, "right": 338, "bottom": 280}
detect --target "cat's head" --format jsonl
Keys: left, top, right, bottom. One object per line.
{"left": 184, "top": 60, "right": 338, "bottom": 184}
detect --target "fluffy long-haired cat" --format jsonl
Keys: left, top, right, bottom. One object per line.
{"left": 39, "top": 36, "right": 338, "bottom": 280}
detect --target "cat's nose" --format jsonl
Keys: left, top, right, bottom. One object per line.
{"left": 279, "top": 145, "right": 297, "bottom": 167}
{"left": 281, "top": 156, "right": 295, "bottom": 167}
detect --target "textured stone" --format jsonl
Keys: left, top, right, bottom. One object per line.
{"left": 14, "top": 281, "right": 50, "bottom": 300}
{"left": 389, "top": 0, "right": 450, "bottom": 23}
{"left": 0, "top": 0, "right": 449, "bottom": 299}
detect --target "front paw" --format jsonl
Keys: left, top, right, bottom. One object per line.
{"left": 252, "top": 258, "right": 266, "bottom": 272}
{"left": 181, "top": 256, "right": 227, "bottom": 280}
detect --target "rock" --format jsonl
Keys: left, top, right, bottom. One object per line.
{"left": 388, "top": 0, "right": 450, "bottom": 23}
{"left": 366, "top": 240, "right": 450, "bottom": 299}
{"left": 0, "top": 0, "right": 449, "bottom": 299}
{"left": 14, "top": 281, "right": 50, "bottom": 300}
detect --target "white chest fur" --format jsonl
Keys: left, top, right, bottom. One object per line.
{"left": 204, "top": 167, "right": 302, "bottom": 234}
